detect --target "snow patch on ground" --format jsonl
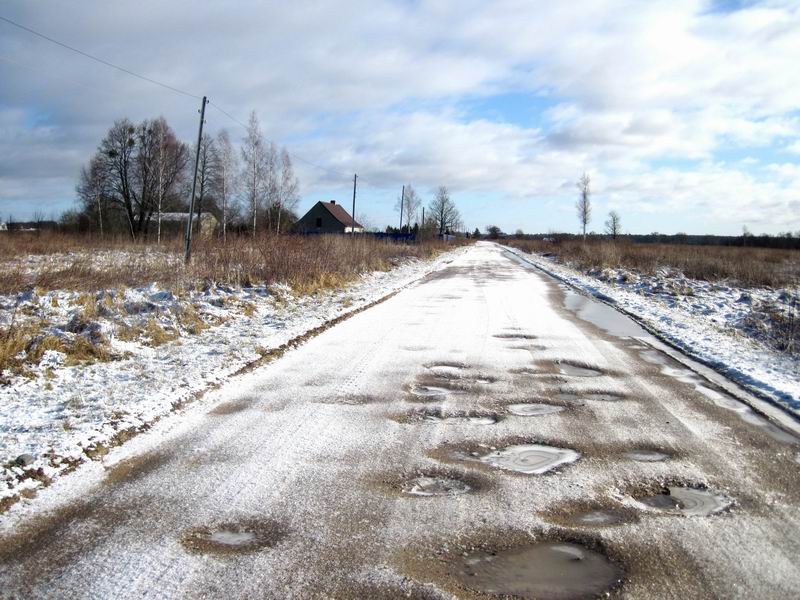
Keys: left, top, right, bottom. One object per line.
{"left": 0, "top": 248, "right": 464, "bottom": 505}
{"left": 503, "top": 245, "right": 800, "bottom": 416}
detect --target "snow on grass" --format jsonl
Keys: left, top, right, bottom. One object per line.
{"left": 0, "top": 247, "right": 465, "bottom": 507}
{"left": 503, "top": 245, "right": 800, "bottom": 416}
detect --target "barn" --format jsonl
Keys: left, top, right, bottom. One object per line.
{"left": 295, "top": 201, "right": 363, "bottom": 234}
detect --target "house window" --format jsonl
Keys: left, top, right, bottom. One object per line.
{"left": 315, "top": 217, "right": 322, "bottom": 228}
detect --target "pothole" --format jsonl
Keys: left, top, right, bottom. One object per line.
{"left": 510, "top": 367, "right": 540, "bottom": 375}
{"left": 452, "top": 542, "right": 623, "bottom": 599}
{"left": 542, "top": 500, "right": 640, "bottom": 529}
{"left": 738, "top": 411, "right": 800, "bottom": 445}
{"left": 180, "top": 519, "right": 286, "bottom": 554}
{"left": 507, "top": 403, "right": 565, "bottom": 417}
{"left": 408, "top": 384, "right": 451, "bottom": 399}
{"left": 396, "top": 408, "right": 499, "bottom": 425}
{"left": 571, "top": 509, "right": 633, "bottom": 527}
{"left": 622, "top": 449, "right": 671, "bottom": 462}
{"left": 636, "top": 486, "right": 732, "bottom": 516}
{"left": 425, "top": 362, "right": 469, "bottom": 378}
{"left": 557, "top": 362, "right": 603, "bottom": 377}
{"left": 478, "top": 444, "right": 580, "bottom": 475}
{"left": 401, "top": 475, "right": 472, "bottom": 497}
{"left": 494, "top": 333, "right": 538, "bottom": 340}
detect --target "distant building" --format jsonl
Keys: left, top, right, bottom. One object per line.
{"left": 295, "top": 200, "right": 363, "bottom": 234}
{"left": 160, "top": 212, "right": 218, "bottom": 238}
{"left": 0, "top": 221, "right": 7, "bottom": 232}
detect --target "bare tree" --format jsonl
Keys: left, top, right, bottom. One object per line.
{"left": 193, "top": 132, "right": 218, "bottom": 234}
{"left": 263, "top": 141, "right": 279, "bottom": 232}
{"left": 605, "top": 210, "right": 621, "bottom": 240}
{"left": 396, "top": 184, "right": 421, "bottom": 230}
{"left": 213, "top": 129, "right": 238, "bottom": 242}
{"left": 276, "top": 148, "right": 299, "bottom": 234}
{"left": 85, "top": 118, "right": 187, "bottom": 239}
{"left": 240, "top": 111, "right": 267, "bottom": 235}
{"left": 76, "top": 155, "right": 110, "bottom": 235}
{"left": 428, "top": 186, "right": 460, "bottom": 236}
{"left": 576, "top": 172, "right": 591, "bottom": 241}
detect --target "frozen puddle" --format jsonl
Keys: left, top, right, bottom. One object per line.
{"left": 558, "top": 363, "right": 602, "bottom": 377}
{"left": 573, "top": 509, "right": 631, "bottom": 527}
{"left": 426, "top": 363, "right": 467, "bottom": 378}
{"left": 402, "top": 475, "right": 472, "bottom": 497}
{"left": 208, "top": 530, "right": 257, "bottom": 546}
{"left": 479, "top": 444, "right": 580, "bottom": 474}
{"left": 623, "top": 450, "right": 670, "bottom": 462}
{"left": 563, "top": 287, "right": 647, "bottom": 338}
{"left": 637, "top": 486, "right": 732, "bottom": 516}
{"left": 181, "top": 520, "right": 285, "bottom": 554}
{"left": 507, "top": 403, "right": 565, "bottom": 417}
{"left": 409, "top": 384, "right": 451, "bottom": 398}
{"left": 453, "top": 542, "right": 622, "bottom": 599}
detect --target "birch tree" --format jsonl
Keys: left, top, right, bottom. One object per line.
{"left": 277, "top": 148, "right": 299, "bottom": 234}
{"left": 576, "top": 172, "right": 591, "bottom": 241}
{"left": 193, "top": 132, "right": 217, "bottom": 233}
{"left": 395, "top": 184, "right": 421, "bottom": 230}
{"left": 240, "top": 111, "right": 267, "bottom": 235}
{"left": 213, "top": 129, "right": 238, "bottom": 241}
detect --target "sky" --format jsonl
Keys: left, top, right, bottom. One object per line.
{"left": 0, "top": 0, "right": 798, "bottom": 235}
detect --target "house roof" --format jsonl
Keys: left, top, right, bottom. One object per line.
{"left": 319, "top": 201, "right": 362, "bottom": 229}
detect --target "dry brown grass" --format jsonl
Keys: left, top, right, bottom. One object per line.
{"left": 0, "top": 232, "right": 453, "bottom": 294}
{"left": 0, "top": 323, "right": 113, "bottom": 382}
{"left": 506, "top": 239, "right": 800, "bottom": 288}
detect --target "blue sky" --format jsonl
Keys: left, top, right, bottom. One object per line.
{"left": 1, "top": 0, "right": 798, "bottom": 235}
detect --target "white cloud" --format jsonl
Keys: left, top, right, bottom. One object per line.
{"left": 0, "top": 0, "right": 798, "bottom": 232}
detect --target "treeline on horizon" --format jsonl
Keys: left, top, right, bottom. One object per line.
{"left": 506, "top": 231, "right": 800, "bottom": 251}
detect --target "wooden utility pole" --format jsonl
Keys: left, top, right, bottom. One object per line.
{"left": 184, "top": 96, "right": 207, "bottom": 262}
{"left": 399, "top": 184, "right": 405, "bottom": 232}
{"left": 351, "top": 173, "right": 358, "bottom": 237}
{"left": 157, "top": 126, "right": 164, "bottom": 245}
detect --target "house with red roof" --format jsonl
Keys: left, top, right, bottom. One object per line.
{"left": 294, "top": 200, "right": 364, "bottom": 234}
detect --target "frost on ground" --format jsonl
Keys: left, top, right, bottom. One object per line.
{"left": 503, "top": 245, "right": 800, "bottom": 416}
{"left": 0, "top": 248, "right": 463, "bottom": 508}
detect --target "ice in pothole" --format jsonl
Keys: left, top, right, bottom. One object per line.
{"left": 454, "top": 542, "right": 622, "bottom": 599}
{"left": 638, "top": 486, "right": 731, "bottom": 516}
{"left": 479, "top": 444, "right": 580, "bottom": 474}
{"left": 507, "top": 403, "right": 565, "bottom": 417}
{"left": 401, "top": 475, "right": 472, "bottom": 497}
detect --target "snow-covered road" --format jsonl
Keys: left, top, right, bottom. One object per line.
{"left": 1, "top": 243, "right": 799, "bottom": 599}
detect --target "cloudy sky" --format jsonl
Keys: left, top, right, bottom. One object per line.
{"left": 1, "top": 0, "right": 798, "bottom": 234}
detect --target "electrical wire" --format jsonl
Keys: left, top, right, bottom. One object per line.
{"left": 0, "top": 15, "right": 201, "bottom": 100}
{"left": 1, "top": 14, "right": 373, "bottom": 186}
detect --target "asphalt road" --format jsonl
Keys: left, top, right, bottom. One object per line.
{"left": 1, "top": 243, "right": 799, "bottom": 599}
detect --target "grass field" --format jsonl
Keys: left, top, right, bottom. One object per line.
{"left": 504, "top": 238, "right": 800, "bottom": 288}
{"left": 0, "top": 232, "right": 453, "bottom": 295}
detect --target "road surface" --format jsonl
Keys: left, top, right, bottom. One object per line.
{"left": 2, "top": 242, "right": 799, "bottom": 599}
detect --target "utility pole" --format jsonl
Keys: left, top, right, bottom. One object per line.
{"left": 157, "top": 126, "right": 164, "bottom": 245}
{"left": 351, "top": 173, "right": 358, "bottom": 237}
{"left": 184, "top": 95, "right": 207, "bottom": 263}
{"left": 421, "top": 206, "right": 424, "bottom": 240}
{"left": 399, "top": 184, "right": 405, "bottom": 232}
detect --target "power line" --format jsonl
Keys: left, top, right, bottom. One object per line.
{"left": 1, "top": 14, "right": 372, "bottom": 186}
{"left": 0, "top": 15, "right": 201, "bottom": 100}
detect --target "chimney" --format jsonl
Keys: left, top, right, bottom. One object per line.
{"left": 330, "top": 200, "right": 336, "bottom": 205}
